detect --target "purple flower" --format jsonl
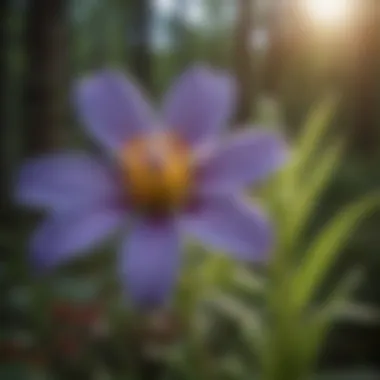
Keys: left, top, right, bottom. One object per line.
{"left": 15, "top": 65, "right": 287, "bottom": 308}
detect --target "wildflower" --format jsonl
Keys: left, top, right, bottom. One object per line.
{"left": 16, "top": 65, "right": 286, "bottom": 308}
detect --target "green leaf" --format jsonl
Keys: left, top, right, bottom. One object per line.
{"left": 285, "top": 142, "right": 343, "bottom": 245}
{"left": 291, "top": 194, "right": 379, "bottom": 312}
{"left": 200, "top": 255, "right": 234, "bottom": 289}
{"left": 263, "top": 97, "right": 340, "bottom": 252}
{"left": 207, "top": 294, "right": 264, "bottom": 355}
{"left": 335, "top": 301, "right": 380, "bottom": 325}
{"left": 232, "top": 267, "right": 266, "bottom": 296}
{"left": 295, "top": 94, "right": 339, "bottom": 171}
{"left": 298, "top": 269, "right": 363, "bottom": 373}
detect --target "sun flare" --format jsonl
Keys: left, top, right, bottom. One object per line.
{"left": 302, "top": 0, "right": 353, "bottom": 27}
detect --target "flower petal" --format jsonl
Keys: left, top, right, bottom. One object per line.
{"left": 119, "top": 217, "right": 180, "bottom": 308}
{"left": 162, "top": 64, "right": 236, "bottom": 146}
{"left": 195, "top": 130, "right": 287, "bottom": 192}
{"left": 181, "top": 194, "right": 272, "bottom": 261}
{"left": 30, "top": 207, "right": 126, "bottom": 271}
{"left": 15, "top": 153, "right": 123, "bottom": 213}
{"left": 74, "top": 70, "right": 154, "bottom": 151}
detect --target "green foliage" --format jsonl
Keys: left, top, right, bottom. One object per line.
{"left": 259, "top": 98, "right": 379, "bottom": 380}
{"left": 173, "top": 97, "right": 379, "bottom": 380}
{"left": 291, "top": 195, "right": 377, "bottom": 313}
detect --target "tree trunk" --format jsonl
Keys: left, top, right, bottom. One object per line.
{"left": 0, "top": 0, "right": 10, "bottom": 216}
{"left": 263, "top": 1, "right": 284, "bottom": 96}
{"left": 129, "top": 0, "right": 152, "bottom": 91}
{"left": 24, "top": 0, "right": 68, "bottom": 156}
{"left": 233, "top": 0, "right": 254, "bottom": 124}
{"left": 349, "top": 0, "right": 379, "bottom": 153}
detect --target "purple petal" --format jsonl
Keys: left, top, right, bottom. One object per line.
{"left": 181, "top": 194, "right": 272, "bottom": 261}
{"left": 195, "top": 130, "right": 287, "bottom": 192}
{"left": 162, "top": 64, "right": 236, "bottom": 146}
{"left": 119, "top": 217, "right": 180, "bottom": 308}
{"left": 30, "top": 207, "right": 126, "bottom": 271}
{"left": 15, "top": 153, "right": 123, "bottom": 213}
{"left": 74, "top": 70, "right": 154, "bottom": 151}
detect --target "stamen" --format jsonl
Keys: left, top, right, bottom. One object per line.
{"left": 119, "top": 132, "right": 192, "bottom": 215}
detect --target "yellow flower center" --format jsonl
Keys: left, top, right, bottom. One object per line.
{"left": 119, "top": 132, "right": 193, "bottom": 215}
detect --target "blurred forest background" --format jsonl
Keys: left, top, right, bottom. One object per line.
{"left": 1, "top": 0, "right": 380, "bottom": 379}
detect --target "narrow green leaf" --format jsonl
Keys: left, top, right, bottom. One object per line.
{"left": 296, "top": 94, "right": 339, "bottom": 169}
{"left": 208, "top": 294, "right": 262, "bottom": 331}
{"left": 200, "top": 255, "right": 234, "bottom": 288}
{"left": 208, "top": 294, "right": 264, "bottom": 354}
{"left": 232, "top": 267, "right": 266, "bottom": 296}
{"left": 335, "top": 302, "right": 380, "bottom": 325}
{"left": 291, "top": 195, "right": 379, "bottom": 312}
{"left": 299, "top": 269, "right": 363, "bottom": 373}
{"left": 286, "top": 143, "right": 342, "bottom": 244}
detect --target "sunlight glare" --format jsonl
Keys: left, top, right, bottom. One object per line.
{"left": 302, "top": 0, "right": 353, "bottom": 26}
